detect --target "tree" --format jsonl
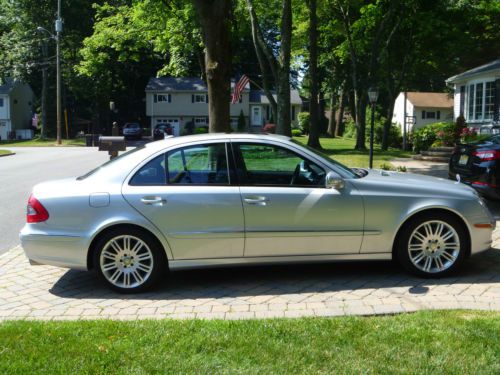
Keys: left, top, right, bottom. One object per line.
{"left": 192, "top": 0, "right": 232, "bottom": 132}
{"left": 306, "top": 0, "right": 321, "bottom": 148}
{"left": 246, "top": 0, "right": 292, "bottom": 136}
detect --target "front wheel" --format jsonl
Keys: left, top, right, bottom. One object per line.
{"left": 396, "top": 213, "right": 468, "bottom": 277}
{"left": 94, "top": 228, "right": 166, "bottom": 293}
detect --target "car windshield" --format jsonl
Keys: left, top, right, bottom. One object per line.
{"left": 290, "top": 139, "right": 358, "bottom": 178}
{"left": 126, "top": 123, "right": 140, "bottom": 128}
{"left": 77, "top": 146, "right": 145, "bottom": 180}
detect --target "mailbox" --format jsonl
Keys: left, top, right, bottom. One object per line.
{"left": 98, "top": 136, "right": 126, "bottom": 152}
{"left": 98, "top": 136, "right": 126, "bottom": 160}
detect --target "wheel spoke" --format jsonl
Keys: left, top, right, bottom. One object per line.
{"left": 102, "top": 252, "right": 117, "bottom": 261}
{"left": 413, "top": 231, "right": 427, "bottom": 243}
{"left": 409, "top": 244, "right": 423, "bottom": 252}
{"left": 423, "top": 223, "right": 433, "bottom": 237}
{"left": 124, "top": 272, "right": 131, "bottom": 287}
{"left": 136, "top": 253, "right": 152, "bottom": 261}
{"left": 109, "top": 241, "right": 123, "bottom": 254}
{"left": 441, "top": 251, "right": 456, "bottom": 262}
{"left": 109, "top": 269, "right": 122, "bottom": 283}
{"left": 412, "top": 251, "right": 426, "bottom": 264}
{"left": 131, "top": 241, "right": 143, "bottom": 254}
{"left": 102, "top": 262, "right": 118, "bottom": 272}
{"left": 123, "top": 236, "right": 131, "bottom": 251}
{"left": 132, "top": 270, "right": 144, "bottom": 284}
{"left": 442, "top": 230, "right": 455, "bottom": 242}
{"left": 423, "top": 256, "right": 432, "bottom": 272}
{"left": 137, "top": 263, "right": 152, "bottom": 273}
{"left": 435, "top": 256, "right": 445, "bottom": 270}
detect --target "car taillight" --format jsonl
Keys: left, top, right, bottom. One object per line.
{"left": 472, "top": 150, "right": 500, "bottom": 161}
{"left": 27, "top": 194, "right": 49, "bottom": 223}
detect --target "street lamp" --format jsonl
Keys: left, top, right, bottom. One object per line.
{"left": 36, "top": 0, "right": 62, "bottom": 145}
{"left": 367, "top": 86, "right": 379, "bottom": 169}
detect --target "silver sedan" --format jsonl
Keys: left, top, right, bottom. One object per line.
{"left": 20, "top": 134, "right": 494, "bottom": 292}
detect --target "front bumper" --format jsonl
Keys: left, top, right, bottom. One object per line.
{"left": 20, "top": 225, "right": 89, "bottom": 270}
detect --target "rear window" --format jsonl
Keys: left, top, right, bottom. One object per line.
{"left": 125, "top": 123, "right": 140, "bottom": 129}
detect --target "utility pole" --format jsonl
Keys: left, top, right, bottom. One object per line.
{"left": 55, "top": 0, "right": 62, "bottom": 145}
{"left": 41, "top": 42, "right": 48, "bottom": 140}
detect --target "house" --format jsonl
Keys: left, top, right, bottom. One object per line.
{"left": 392, "top": 92, "right": 454, "bottom": 133}
{"left": 0, "top": 78, "right": 35, "bottom": 140}
{"left": 145, "top": 77, "right": 302, "bottom": 136}
{"left": 446, "top": 59, "right": 500, "bottom": 132}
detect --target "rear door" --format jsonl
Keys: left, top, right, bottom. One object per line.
{"left": 122, "top": 141, "right": 244, "bottom": 260}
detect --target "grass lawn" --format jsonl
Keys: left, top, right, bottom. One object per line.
{"left": 0, "top": 311, "right": 498, "bottom": 374}
{"left": 294, "top": 136, "right": 413, "bottom": 168}
{"left": 0, "top": 149, "right": 14, "bottom": 156}
{"left": 0, "top": 137, "right": 85, "bottom": 147}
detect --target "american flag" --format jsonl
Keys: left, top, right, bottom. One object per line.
{"left": 231, "top": 75, "right": 250, "bottom": 104}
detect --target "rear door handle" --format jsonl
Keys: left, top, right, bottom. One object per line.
{"left": 141, "top": 196, "right": 166, "bottom": 205}
{"left": 243, "top": 196, "right": 268, "bottom": 205}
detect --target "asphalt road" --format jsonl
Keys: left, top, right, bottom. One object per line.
{"left": 0, "top": 147, "right": 110, "bottom": 255}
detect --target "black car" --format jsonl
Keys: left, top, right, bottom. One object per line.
{"left": 449, "top": 135, "right": 500, "bottom": 200}
{"left": 153, "top": 123, "right": 173, "bottom": 140}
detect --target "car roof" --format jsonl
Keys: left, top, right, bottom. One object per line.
{"left": 144, "top": 133, "right": 291, "bottom": 152}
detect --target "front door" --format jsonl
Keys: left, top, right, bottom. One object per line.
{"left": 122, "top": 141, "right": 244, "bottom": 260}
{"left": 251, "top": 106, "right": 262, "bottom": 126}
{"left": 233, "top": 142, "right": 364, "bottom": 257}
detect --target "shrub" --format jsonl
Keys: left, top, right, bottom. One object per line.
{"left": 291, "top": 129, "right": 302, "bottom": 137}
{"left": 262, "top": 123, "right": 276, "bottom": 133}
{"left": 411, "top": 122, "right": 455, "bottom": 152}
{"left": 374, "top": 122, "right": 402, "bottom": 148}
{"left": 343, "top": 119, "right": 356, "bottom": 139}
{"left": 195, "top": 126, "right": 208, "bottom": 134}
{"left": 298, "top": 112, "right": 310, "bottom": 134}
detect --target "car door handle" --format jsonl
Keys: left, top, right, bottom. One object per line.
{"left": 141, "top": 196, "right": 166, "bottom": 205}
{"left": 243, "top": 196, "right": 268, "bottom": 205}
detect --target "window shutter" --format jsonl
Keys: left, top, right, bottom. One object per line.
{"left": 422, "top": 110, "right": 426, "bottom": 119}
{"left": 459, "top": 86, "right": 465, "bottom": 116}
{"left": 206, "top": 94, "right": 209, "bottom": 103}
{"left": 495, "top": 79, "right": 500, "bottom": 122}
{"left": 292, "top": 106, "right": 295, "bottom": 121}
{"left": 168, "top": 94, "right": 172, "bottom": 103}
{"left": 206, "top": 117, "right": 209, "bottom": 124}
{"left": 192, "top": 94, "right": 194, "bottom": 103}
{"left": 437, "top": 111, "right": 440, "bottom": 120}
{"left": 154, "top": 94, "right": 157, "bottom": 103}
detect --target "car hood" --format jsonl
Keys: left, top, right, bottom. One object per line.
{"left": 351, "top": 169, "right": 477, "bottom": 199}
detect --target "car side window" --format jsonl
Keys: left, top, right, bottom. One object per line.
{"left": 236, "top": 143, "right": 325, "bottom": 187}
{"left": 166, "top": 143, "right": 229, "bottom": 185}
{"left": 129, "top": 154, "right": 166, "bottom": 186}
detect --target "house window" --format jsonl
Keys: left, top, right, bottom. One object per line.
{"left": 426, "top": 111, "right": 436, "bottom": 119}
{"left": 467, "top": 81, "right": 495, "bottom": 122}
{"left": 194, "top": 94, "right": 206, "bottom": 103}
{"left": 154, "top": 94, "right": 171, "bottom": 103}
{"left": 485, "top": 82, "right": 495, "bottom": 120}
{"left": 194, "top": 117, "right": 207, "bottom": 125}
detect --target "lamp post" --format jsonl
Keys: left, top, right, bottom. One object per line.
{"left": 367, "top": 87, "right": 379, "bottom": 169}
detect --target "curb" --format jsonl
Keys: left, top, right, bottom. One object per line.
{"left": 0, "top": 151, "right": 15, "bottom": 157}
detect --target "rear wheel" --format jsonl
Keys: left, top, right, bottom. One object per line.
{"left": 396, "top": 213, "right": 468, "bottom": 277}
{"left": 94, "top": 228, "right": 166, "bottom": 293}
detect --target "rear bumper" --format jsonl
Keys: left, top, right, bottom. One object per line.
{"left": 20, "top": 226, "right": 89, "bottom": 270}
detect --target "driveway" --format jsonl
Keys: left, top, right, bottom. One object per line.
{"left": 0, "top": 157, "right": 498, "bottom": 321}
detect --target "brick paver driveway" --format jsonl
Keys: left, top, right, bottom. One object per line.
{"left": 1, "top": 236, "right": 499, "bottom": 321}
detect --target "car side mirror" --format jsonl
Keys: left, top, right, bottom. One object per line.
{"left": 325, "top": 171, "right": 344, "bottom": 190}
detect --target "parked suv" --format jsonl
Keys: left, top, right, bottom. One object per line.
{"left": 122, "top": 123, "right": 143, "bottom": 140}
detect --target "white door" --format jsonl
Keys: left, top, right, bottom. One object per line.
{"left": 251, "top": 106, "right": 262, "bottom": 126}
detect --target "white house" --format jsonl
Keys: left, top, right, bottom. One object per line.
{"left": 446, "top": 59, "right": 500, "bottom": 132}
{"left": 145, "top": 77, "right": 302, "bottom": 136}
{"left": 0, "top": 78, "right": 35, "bottom": 140}
{"left": 392, "top": 92, "right": 453, "bottom": 133}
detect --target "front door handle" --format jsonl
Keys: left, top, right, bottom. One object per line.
{"left": 141, "top": 196, "right": 166, "bottom": 205}
{"left": 243, "top": 196, "right": 268, "bottom": 206}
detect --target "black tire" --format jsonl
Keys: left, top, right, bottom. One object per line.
{"left": 93, "top": 227, "right": 167, "bottom": 293}
{"left": 396, "top": 212, "right": 468, "bottom": 278}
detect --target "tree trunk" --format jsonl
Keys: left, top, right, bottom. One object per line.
{"left": 327, "top": 92, "right": 336, "bottom": 137}
{"left": 382, "top": 92, "right": 395, "bottom": 150}
{"left": 354, "top": 90, "right": 367, "bottom": 150}
{"left": 307, "top": 0, "right": 321, "bottom": 147}
{"left": 335, "top": 90, "right": 345, "bottom": 137}
{"left": 246, "top": 0, "right": 292, "bottom": 136}
{"left": 193, "top": 0, "right": 232, "bottom": 133}
{"left": 276, "top": 0, "right": 292, "bottom": 136}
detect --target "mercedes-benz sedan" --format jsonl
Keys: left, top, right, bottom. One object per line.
{"left": 21, "top": 133, "right": 494, "bottom": 292}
